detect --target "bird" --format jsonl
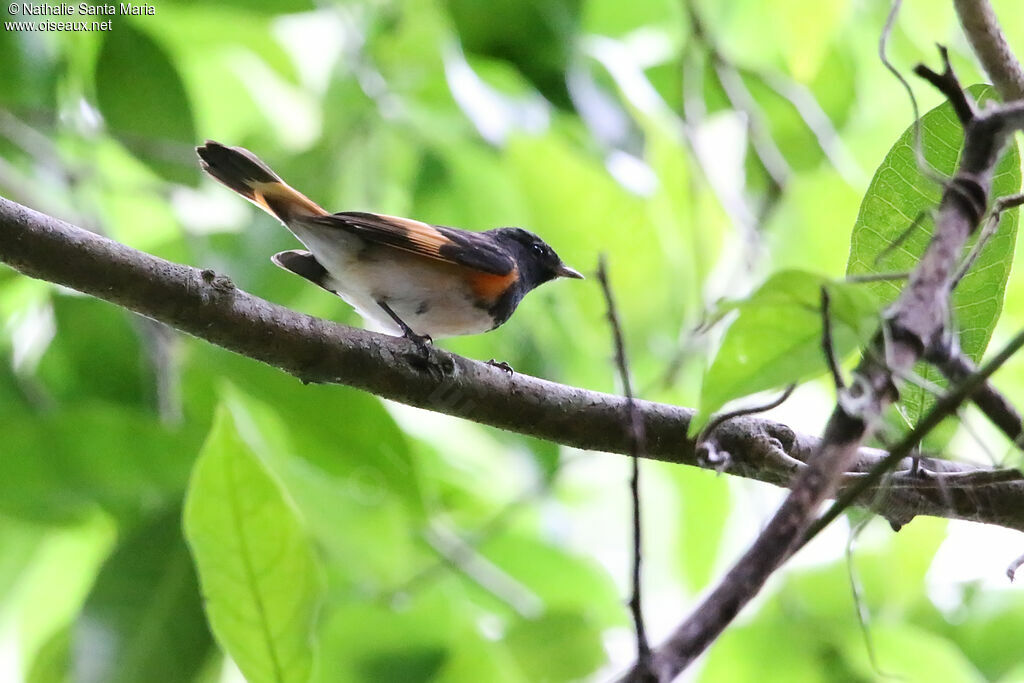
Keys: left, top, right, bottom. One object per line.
{"left": 195, "top": 141, "right": 583, "bottom": 356}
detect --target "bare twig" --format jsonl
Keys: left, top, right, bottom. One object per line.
{"left": 421, "top": 525, "right": 543, "bottom": 617}
{"left": 912, "top": 47, "right": 976, "bottom": 124}
{"left": 685, "top": 0, "right": 791, "bottom": 189}
{"left": 597, "top": 256, "right": 652, "bottom": 677}
{"left": 953, "top": 193, "right": 1024, "bottom": 288}
{"left": 846, "top": 272, "right": 909, "bottom": 284}
{"left": 880, "top": 0, "right": 944, "bottom": 184}
{"left": 821, "top": 287, "right": 845, "bottom": 391}
{"left": 930, "top": 346, "right": 1024, "bottom": 446}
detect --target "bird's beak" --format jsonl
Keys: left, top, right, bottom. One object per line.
{"left": 555, "top": 263, "right": 585, "bottom": 280}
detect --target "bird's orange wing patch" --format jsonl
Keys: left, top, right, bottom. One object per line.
{"left": 371, "top": 213, "right": 452, "bottom": 259}
{"left": 307, "top": 212, "right": 517, "bottom": 277}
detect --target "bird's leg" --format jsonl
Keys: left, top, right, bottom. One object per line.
{"left": 376, "top": 300, "right": 432, "bottom": 358}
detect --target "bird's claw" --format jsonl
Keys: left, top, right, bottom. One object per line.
{"left": 486, "top": 359, "right": 514, "bottom": 375}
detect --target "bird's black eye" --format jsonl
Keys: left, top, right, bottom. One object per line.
{"left": 531, "top": 243, "right": 545, "bottom": 257}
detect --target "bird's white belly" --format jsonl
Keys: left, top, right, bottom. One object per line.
{"left": 289, "top": 224, "right": 496, "bottom": 338}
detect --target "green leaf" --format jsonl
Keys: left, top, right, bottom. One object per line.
{"left": 503, "top": 611, "right": 606, "bottom": 682}
{"left": 94, "top": 22, "right": 198, "bottom": 186}
{"left": 74, "top": 508, "right": 212, "bottom": 683}
{"left": 184, "top": 405, "right": 323, "bottom": 683}
{"left": 847, "top": 84, "right": 1021, "bottom": 428}
{"left": 216, "top": 385, "right": 422, "bottom": 589}
{"left": 700, "top": 618, "right": 837, "bottom": 683}
{"left": 695, "top": 270, "right": 881, "bottom": 433}
{"left": 183, "top": 347, "right": 425, "bottom": 517}
{"left": 444, "top": 0, "right": 581, "bottom": 108}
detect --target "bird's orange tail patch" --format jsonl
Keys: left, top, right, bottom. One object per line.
{"left": 196, "top": 141, "right": 327, "bottom": 222}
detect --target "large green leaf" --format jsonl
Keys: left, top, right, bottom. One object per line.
{"left": 695, "top": 270, "right": 881, "bottom": 432}
{"left": 182, "top": 346, "right": 425, "bottom": 517}
{"left": 94, "top": 22, "right": 198, "bottom": 186}
{"left": 184, "top": 405, "right": 323, "bottom": 683}
{"left": 74, "top": 508, "right": 212, "bottom": 683}
{"left": 846, "top": 84, "right": 1022, "bottom": 426}
{"left": 217, "top": 385, "right": 423, "bottom": 590}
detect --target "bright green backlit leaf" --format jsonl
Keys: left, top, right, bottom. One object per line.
{"left": 847, "top": 84, "right": 1021, "bottom": 427}
{"left": 695, "top": 269, "right": 881, "bottom": 433}
{"left": 184, "top": 405, "right": 323, "bottom": 683}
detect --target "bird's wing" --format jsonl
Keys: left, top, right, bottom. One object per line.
{"left": 304, "top": 211, "right": 516, "bottom": 276}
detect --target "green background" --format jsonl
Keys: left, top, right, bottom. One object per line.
{"left": 2, "top": 0, "right": 1024, "bottom": 680}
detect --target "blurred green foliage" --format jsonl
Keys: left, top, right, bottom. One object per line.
{"left": 2, "top": 0, "right": 1024, "bottom": 681}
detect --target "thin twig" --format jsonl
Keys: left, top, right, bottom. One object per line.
{"left": 880, "top": 0, "right": 945, "bottom": 184}
{"left": 1008, "top": 551, "right": 1024, "bottom": 581}
{"left": 912, "top": 47, "right": 976, "bottom": 125}
{"left": 821, "top": 287, "right": 845, "bottom": 391}
{"left": 930, "top": 346, "right": 1024, "bottom": 447}
{"left": 697, "top": 384, "right": 797, "bottom": 446}
{"left": 953, "top": 193, "right": 1024, "bottom": 288}
{"left": 597, "top": 255, "right": 652, "bottom": 676}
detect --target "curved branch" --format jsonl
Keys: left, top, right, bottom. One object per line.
{"left": 0, "top": 195, "right": 1023, "bottom": 527}
{"left": 955, "top": 0, "right": 1024, "bottom": 101}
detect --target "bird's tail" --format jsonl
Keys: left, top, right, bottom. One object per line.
{"left": 196, "top": 141, "right": 327, "bottom": 221}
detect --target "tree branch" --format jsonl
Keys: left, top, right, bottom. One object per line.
{"left": 954, "top": 0, "right": 1024, "bottom": 102}
{"left": 0, "top": 194, "right": 1023, "bottom": 534}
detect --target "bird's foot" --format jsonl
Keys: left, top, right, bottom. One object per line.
{"left": 402, "top": 330, "right": 445, "bottom": 378}
{"left": 486, "top": 359, "right": 514, "bottom": 375}
{"left": 404, "top": 330, "right": 433, "bottom": 358}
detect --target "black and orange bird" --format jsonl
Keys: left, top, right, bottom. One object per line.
{"left": 196, "top": 141, "right": 583, "bottom": 351}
